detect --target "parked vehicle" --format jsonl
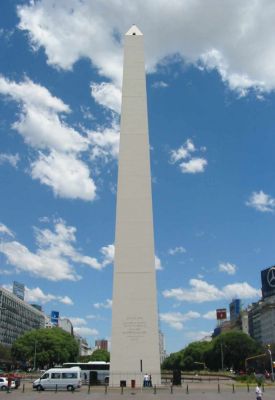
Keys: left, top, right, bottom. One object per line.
{"left": 32, "top": 367, "right": 82, "bottom": 391}
{"left": 0, "top": 377, "right": 16, "bottom": 391}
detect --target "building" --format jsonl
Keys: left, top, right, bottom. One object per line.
{"left": 110, "top": 25, "right": 161, "bottom": 386}
{"left": 0, "top": 286, "right": 45, "bottom": 347}
{"left": 95, "top": 339, "right": 108, "bottom": 351}
{"left": 59, "top": 318, "right": 74, "bottom": 336}
{"left": 230, "top": 299, "right": 241, "bottom": 323}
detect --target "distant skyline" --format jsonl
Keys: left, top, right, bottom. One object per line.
{"left": 1, "top": 0, "right": 275, "bottom": 353}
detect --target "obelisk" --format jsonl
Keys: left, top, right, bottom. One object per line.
{"left": 110, "top": 25, "right": 161, "bottom": 386}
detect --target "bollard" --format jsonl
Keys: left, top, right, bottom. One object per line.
{"left": 153, "top": 385, "right": 156, "bottom": 394}
{"left": 218, "top": 383, "right": 220, "bottom": 393}
{"left": 232, "top": 384, "right": 235, "bottom": 393}
{"left": 262, "top": 384, "right": 265, "bottom": 392}
{"left": 105, "top": 383, "right": 108, "bottom": 394}
{"left": 247, "top": 384, "right": 250, "bottom": 392}
{"left": 88, "top": 385, "right": 91, "bottom": 394}
{"left": 121, "top": 385, "right": 124, "bottom": 395}
{"left": 55, "top": 384, "right": 58, "bottom": 393}
{"left": 22, "top": 383, "right": 25, "bottom": 393}
{"left": 170, "top": 383, "right": 173, "bottom": 394}
{"left": 186, "top": 384, "right": 189, "bottom": 394}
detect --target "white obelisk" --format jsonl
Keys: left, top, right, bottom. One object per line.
{"left": 110, "top": 25, "right": 161, "bottom": 387}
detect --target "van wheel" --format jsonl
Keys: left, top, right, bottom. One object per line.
{"left": 67, "top": 385, "right": 74, "bottom": 392}
{"left": 36, "top": 385, "right": 43, "bottom": 391}
{"left": 1, "top": 386, "right": 7, "bottom": 391}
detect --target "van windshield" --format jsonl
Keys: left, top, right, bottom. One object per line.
{"left": 41, "top": 373, "right": 49, "bottom": 380}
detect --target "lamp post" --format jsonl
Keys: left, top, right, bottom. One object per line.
{"left": 220, "top": 342, "right": 224, "bottom": 371}
{"left": 267, "top": 345, "right": 274, "bottom": 382}
{"left": 33, "top": 340, "right": 37, "bottom": 371}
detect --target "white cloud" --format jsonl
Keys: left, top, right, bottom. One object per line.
{"left": 93, "top": 299, "right": 112, "bottom": 309}
{"left": 203, "top": 310, "right": 217, "bottom": 320}
{"left": 91, "top": 82, "right": 121, "bottom": 114}
{"left": 168, "top": 246, "right": 186, "bottom": 255}
{"left": 25, "top": 286, "right": 73, "bottom": 305}
{"left": 179, "top": 157, "right": 207, "bottom": 174}
{"left": 0, "top": 223, "right": 14, "bottom": 237}
{"left": 152, "top": 81, "right": 168, "bottom": 88}
{"left": 88, "top": 123, "right": 120, "bottom": 161}
{"left": 17, "top": 1, "right": 275, "bottom": 95}
{"left": 0, "top": 76, "right": 98, "bottom": 201}
{"left": 170, "top": 139, "right": 207, "bottom": 174}
{"left": 185, "top": 330, "right": 213, "bottom": 341}
{"left": 74, "top": 327, "right": 99, "bottom": 337}
{"left": 163, "top": 278, "right": 260, "bottom": 303}
{"left": 159, "top": 311, "right": 200, "bottom": 330}
{"left": 100, "top": 244, "right": 115, "bottom": 267}
{"left": 31, "top": 151, "right": 96, "bottom": 201}
{"left": 219, "top": 262, "right": 236, "bottom": 275}
{"left": 246, "top": 190, "right": 275, "bottom": 213}
{"left": 0, "top": 153, "right": 20, "bottom": 168}
{"left": 0, "top": 219, "right": 112, "bottom": 281}
{"left": 155, "top": 255, "right": 163, "bottom": 270}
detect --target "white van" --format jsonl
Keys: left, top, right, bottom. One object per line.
{"left": 33, "top": 367, "right": 82, "bottom": 391}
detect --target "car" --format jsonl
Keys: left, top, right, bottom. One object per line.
{"left": 0, "top": 377, "right": 16, "bottom": 391}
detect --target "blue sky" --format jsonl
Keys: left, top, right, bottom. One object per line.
{"left": 1, "top": 0, "right": 275, "bottom": 354}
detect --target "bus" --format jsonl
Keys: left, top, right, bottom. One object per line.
{"left": 62, "top": 362, "right": 109, "bottom": 385}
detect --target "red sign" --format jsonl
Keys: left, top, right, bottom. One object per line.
{"left": 216, "top": 308, "right": 227, "bottom": 320}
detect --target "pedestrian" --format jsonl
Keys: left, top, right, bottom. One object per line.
{"left": 7, "top": 374, "right": 12, "bottom": 393}
{"left": 143, "top": 373, "right": 149, "bottom": 387}
{"left": 256, "top": 382, "right": 263, "bottom": 400}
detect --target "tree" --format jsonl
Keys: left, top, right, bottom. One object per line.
{"left": 78, "top": 349, "right": 110, "bottom": 363}
{"left": 11, "top": 328, "right": 79, "bottom": 369}
{"left": 205, "top": 331, "right": 262, "bottom": 371}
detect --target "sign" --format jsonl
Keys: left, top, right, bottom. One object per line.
{"left": 261, "top": 266, "right": 275, "bottom": 299}
{"left": 216, "top": 308, "right": 227, "bottom": 320}
{"left": 51, "top": 310, "right": 59, "bottom": 326}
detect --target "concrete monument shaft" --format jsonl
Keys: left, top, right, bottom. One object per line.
{"left": 110, "top": 25, "right": 161, "bottom": 386}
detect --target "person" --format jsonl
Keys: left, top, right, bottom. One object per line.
{"left": 143, "top": 373, "right": 149, "bottom": 387}
{"left": 7, "top": 374, "right": 12, "bottom": 393}
{"left": 256, "top": 382, "right": 263, "bottom": 400}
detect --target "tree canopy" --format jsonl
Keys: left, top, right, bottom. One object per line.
{"left": 162, "top": 332, "right": 262, "bottom": 372}
{"left": 79, "top": 349, "right": 110, "bottom": 363}
{"left": 11, "top": 328, "right": 79, "bottom": 369}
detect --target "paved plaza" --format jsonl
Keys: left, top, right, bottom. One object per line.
{"left": 3, "top": 381, "right": 275, "bottom": 400}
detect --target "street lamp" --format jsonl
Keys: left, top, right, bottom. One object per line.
{"left": 33, "top": 340, "right": 37, "bottom": 371}
{"left": 267, "top": 345, "right": 274, "bottom": 382}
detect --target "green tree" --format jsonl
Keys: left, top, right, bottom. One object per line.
{"left": 11, "top": 328, "right": 79, "bottom": 369}
{"left": 205, "top": 331, "right": 261, "bottom": 371}
{"left": 0, "top": 343, "right": 12, "bottom": 363}
{"left": 78, "top": 349, "right": 110, "bottom": 363}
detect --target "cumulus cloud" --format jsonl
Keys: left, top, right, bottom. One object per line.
{"left": 74, "top": 327, "right": 99, "bottom": 337}
{"left": 185, "top": 330, "right": 212, "bottom": 341}
{"left": 155, "top": 255, "right": 163, "bottom": 270}
{"left": 163, "top": 278, "right": 260, "bottom": 303}
{"left": 0, "top": 76, "right": 97, "bottom": 201}
{"left": 159, "top": 311, "right": 200, "bottom": 330}
{"left": 246, "top": 190, "right": 275, "bottom": 213}
{"left": 0, "top": 153, "right": 20, "bottom": 168}
{"left": 219, "top": 262, "right": 236, "bottom": 275}
{"left": 0, "top": 219, "right": 113, "bottom": 281}
{"left": 0, "top": 223, "right": 14, "bottom": 237}
{"left": 100, "top": 244, "right": 115, "bottom": 267}
{"left": 88, "top": 123, "right": 120, "bottom": 162}
{"left": 17, "top": 0, "right": 275, "bottom": 95}
{"left": 25, "top": 286, "right": 73, "bottom": 305}
{"left": 91, "top": 82, "right": 121, "bottom": 114}
{"left": 93, "top": 299, "right": 112, "bottom": 309}
{"left": 170, "top": 139, "right": 207, "bottom": 174}
{"left": 168, "top": 246, "right": 186, "bottom": 255}
{"left": 31, "top": 151, "right": 96, "bottom": 201}
{"left": 203, "top": 310, "right": 217, "bottom": 320}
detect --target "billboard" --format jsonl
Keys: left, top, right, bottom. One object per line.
{"left": 216, "top": 308, "right": 227, "bottom": 320}
{"left": 51, "top": 310, "right": 59, "bottom": 326}
{"left": 261, "top": 266, "right": 275, "bottom": 299}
